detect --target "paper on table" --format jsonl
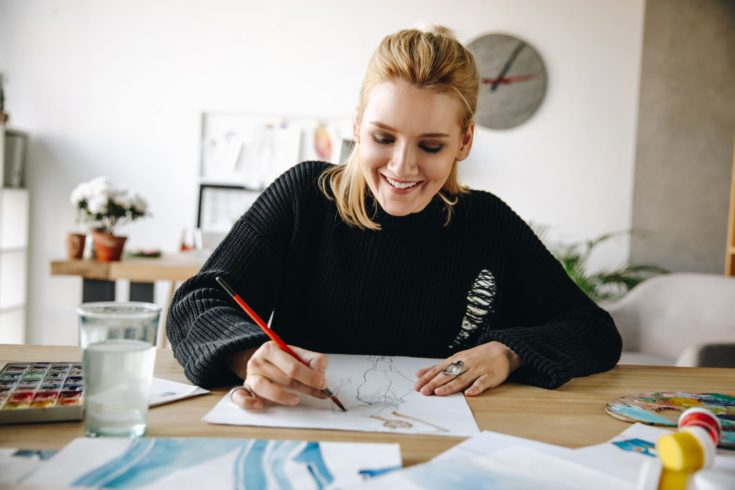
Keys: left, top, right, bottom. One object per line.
{"left": 0, "top": 449, "right": 55, "bottom": 485}
{"left": 352, "top": 445, "right": 630, "bottom": 490}
{"left": 433, "top": 430, "right": 572, "bottom": 462}
{"left": 23, "top": 437, "right": 402, "bottom": 490}
{"left": 149, "top": 377, "right": 208, "bottom": 407}
{"left": 204, "top": 354, "right": 480, "bottom": 437}
{"left": 569, "top": 423, "right": 735, "bottom": 484}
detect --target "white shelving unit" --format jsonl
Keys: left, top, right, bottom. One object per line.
{"left": 0, "top": 123, "right": 29, "bottom": 343}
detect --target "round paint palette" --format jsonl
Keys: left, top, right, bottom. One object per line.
{"left": 606, "top": 392, "right": 735, "bottom": 449}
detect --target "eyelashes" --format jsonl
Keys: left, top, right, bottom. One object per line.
{"left": 371, "top": 133, "right": 445, "bottom": 154}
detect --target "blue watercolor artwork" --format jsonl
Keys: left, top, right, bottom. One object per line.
{"left": 612, "top": 438, "right": 656, "bottom": 457}
{"left": 22, "top": 437, "right": 401, "bottom": 490}
{"left": 72, "top": 439, "right": 336, "bottom": 489}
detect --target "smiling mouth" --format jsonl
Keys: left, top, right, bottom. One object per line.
{"left": 383, "top": 174, "right": 422, "bottom": 190}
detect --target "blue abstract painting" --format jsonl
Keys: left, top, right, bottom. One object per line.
{"left": 23, "top": 437, "right": 401, "bottom": 490}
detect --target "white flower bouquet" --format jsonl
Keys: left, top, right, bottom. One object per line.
{"left": 70, "top": 177, "right": 149, "bottom": 235}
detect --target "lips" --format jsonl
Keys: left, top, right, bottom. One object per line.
{"left": 383, "top": 175, "right": 421, "bottom": 190}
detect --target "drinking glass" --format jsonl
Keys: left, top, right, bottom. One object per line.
{"left": 77, "top": 302, "right": 161, "bottom": 437}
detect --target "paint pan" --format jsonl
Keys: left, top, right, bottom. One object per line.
{"left": 0, "top": 362, "right": 84, "bottom": 424}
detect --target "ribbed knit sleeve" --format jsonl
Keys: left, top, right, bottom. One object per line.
{"left": 477, "top": 201, "right": 622, "bottom": 389}
{"left": 166, "top": 162, "right": 327, "bottom": 388}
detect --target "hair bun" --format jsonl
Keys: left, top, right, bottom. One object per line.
{"left": 417, "top": 23, "right": 457, "bottom": 40}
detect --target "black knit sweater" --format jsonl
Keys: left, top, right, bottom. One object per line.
{"left": 168, "top": 161, "right": 621, "bottom": 389}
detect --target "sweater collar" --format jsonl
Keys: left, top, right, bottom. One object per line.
{"left": 368, "top": 193, "right": 449, "bottom": 230}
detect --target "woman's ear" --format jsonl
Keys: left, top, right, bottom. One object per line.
{"left": 456, "top": 122, "right": 475, "bottom": 162}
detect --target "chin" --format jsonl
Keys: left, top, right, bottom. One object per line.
{"left": 378, "top": 196, "right": 424, "bottom": 216}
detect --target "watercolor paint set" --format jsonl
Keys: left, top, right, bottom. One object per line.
{"left": 0, "top": 362, "right": 84, "bottom": 424}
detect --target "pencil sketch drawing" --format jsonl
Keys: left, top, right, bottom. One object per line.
{"left": 332, "top": 356, "right": 449, "bottom": 433}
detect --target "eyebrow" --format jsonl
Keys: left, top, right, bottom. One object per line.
{"left": 369, "top": 121, "right": 450, "bottom": 138}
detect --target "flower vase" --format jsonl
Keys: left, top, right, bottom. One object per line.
{"left": 91, "top": 230, "right": 127, "bottom": 262}
{"left": 65, "top": 232, "right": 87, "bottom": 260}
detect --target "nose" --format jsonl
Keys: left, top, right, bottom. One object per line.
{"left": 387, "top": 141, "right": 417, "bottom": 177}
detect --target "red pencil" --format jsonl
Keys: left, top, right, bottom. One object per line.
{"left": 215, "top": 276, "right": 347, "bottom": 412}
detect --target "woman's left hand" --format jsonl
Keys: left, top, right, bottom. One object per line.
{"left": 414, "top": 341, "right": 523, "bottom": 397}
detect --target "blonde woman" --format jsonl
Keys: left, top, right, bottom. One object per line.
{"left": 168, "top": 27, "right": 621, "bottom": 410}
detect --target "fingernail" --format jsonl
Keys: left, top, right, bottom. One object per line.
{"left": 252, "top": 400, "right": 262, "bottom": 409}
{"left": 288, "top": 396, "right": 299, "bottom": 405}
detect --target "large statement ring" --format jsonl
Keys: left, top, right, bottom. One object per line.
{"left": 442, "top": 360, "right": 465, "bottom": 376}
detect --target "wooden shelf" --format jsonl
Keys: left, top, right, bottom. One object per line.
{"left": 50, "top": 254, "right": 204, "bottom": 283}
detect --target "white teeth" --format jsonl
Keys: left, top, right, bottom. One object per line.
{"left": 385, "top": 176, "right": 419, "bottom": 189}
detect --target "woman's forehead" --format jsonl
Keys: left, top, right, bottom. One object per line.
{"left": 361, "top": 80, "right": 463, "bottom": 136}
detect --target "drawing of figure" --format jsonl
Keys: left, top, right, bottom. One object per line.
{"left": 353, "top": 356, "right": 415, "bottom": 416}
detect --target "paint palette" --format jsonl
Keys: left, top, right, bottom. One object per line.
{"left": 0, "top": 362, "right": 84, "bottom": 424}
{"left": 606, "top": 392, "right": 735, "bottom": 449}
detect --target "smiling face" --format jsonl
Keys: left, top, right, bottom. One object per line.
{"left": 356, "top": 80, "right": 474, "bottom": 217}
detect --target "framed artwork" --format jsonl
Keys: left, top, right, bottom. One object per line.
{"left": 196, "top": 113, "right": 353, "bottom": 250}
{"left": 199, "top": 113, "right": 352, "bottom": 189}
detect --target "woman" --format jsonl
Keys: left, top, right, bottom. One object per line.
{"left": 168, "top": 26, "right": 621, "bottom": 410}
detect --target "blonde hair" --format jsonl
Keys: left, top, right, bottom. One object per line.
{"left": 319, "top": 26, "right": 479, "bottom": 230}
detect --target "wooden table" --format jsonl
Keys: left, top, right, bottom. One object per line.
{"left": 1, "top": 344, "right": 733, "bottom": 467}
{"left": 50, "top": 254, "right": 204, "bottom": 303}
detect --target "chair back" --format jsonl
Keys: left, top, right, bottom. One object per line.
{"left": 607, "top": 273, "right": 735, "bottom": 361}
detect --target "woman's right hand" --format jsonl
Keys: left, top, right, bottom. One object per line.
{"left": 226, "top": 341, "right": 329, "bottom": 410}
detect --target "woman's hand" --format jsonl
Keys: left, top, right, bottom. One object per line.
{"left": 414, "top": 341, "right": 523, "bottom": 397}
{"left": 225, "top": 341, "right": 329, "bottom": 410}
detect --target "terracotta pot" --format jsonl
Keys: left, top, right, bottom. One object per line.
{"left": 65, "top": 232, "right": 87, "bottom": 260}
{"left": 91, "top": 231, "right": 128, "bottom": 262}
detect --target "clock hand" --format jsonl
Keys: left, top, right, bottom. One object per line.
{"left": 482, "top": 74, "right": 538, "bottom": 85}
{"left": 490, "top": 41, "right": 526, "bottom": 92}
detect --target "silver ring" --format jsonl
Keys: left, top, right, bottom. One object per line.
{"left": 442, "top": 360, "right": 465, "bottom": 376}
{"left": 229, "top": 384, "right": 255, "bottom": 403}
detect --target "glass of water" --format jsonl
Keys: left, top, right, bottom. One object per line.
{"left": 77, "top": 302, "right": 161, "bottom": 438}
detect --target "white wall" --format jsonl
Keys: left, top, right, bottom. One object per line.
{"left": 0, "top": 0, "right": 645, "bottom": 345}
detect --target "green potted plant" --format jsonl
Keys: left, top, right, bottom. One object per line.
{"left": 536, "top": 227, "right": 667, "bottom": 303}
{"left": 70, "top": 177, "right": 149, "bottom": 261}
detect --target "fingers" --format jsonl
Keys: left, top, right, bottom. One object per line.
{"left": 251, "top": 342, "right": 327, "bottom": 390}
{"left": 290, "top": 345, "right": 328, "bottom": 375}
{"left": 247, "top": 374, "right": 301, "bottom": 406}
{"left": 415, "top": 342, "right": 517, "bottom": 397}
{"left": 240, "top": 341, "right": 330, "bottom": 407}
{"left": 414, "top": 360, "right": 456, "bottom": 394}
{"left": 464, "top": 374, "right": 503, "bottom": 397}
{"left": 415, "top": 366, "right": 431, "bottom": 378}
{"left": 416, "top": 362, "right": 470, "bottom": 396}
{"left": 249, "top": 358, "right": 328, "bottom": 399}
{"left": 229, "top": 385, "right": 263, "bottom": 410}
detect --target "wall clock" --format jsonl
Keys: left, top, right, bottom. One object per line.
{"left": 467, "top": 33, "right": 548, "bottom": 130}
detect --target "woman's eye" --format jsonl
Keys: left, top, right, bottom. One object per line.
{"left": 420, "top": 143, "right": 444, "bottom": 154}
{"left": 372, "top": 133, "right": 394, "bottom": 145}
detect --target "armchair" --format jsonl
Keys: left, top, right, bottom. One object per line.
{"left": 605, "top": 273, "right": 735, "bottom": 367}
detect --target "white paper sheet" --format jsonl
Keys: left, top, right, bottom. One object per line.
{"left": 432, "top": 429, "right": 572, "bottom": 462}
{"left": 24, "top": 437, "right": 402, "bottom": 490}
{"left": 204, "top": 355, "right": 480, "bottom": 437}
{"left": 569, "top": 423, "right": 735, "bottom": 484}
{"left": 352, "top": 446, "right": 630, "bottom": 490}
{"left": 0, "top": 449, "right": 51, "bottom": 485}
{"left": 148, "top": 377, "right": 208, "bottom": 407}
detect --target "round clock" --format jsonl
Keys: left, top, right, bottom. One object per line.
{"left": 467, "top": 33, "right": 548, "bottom": 130}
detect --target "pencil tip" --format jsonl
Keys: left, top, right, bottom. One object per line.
{"left": 332, "top": 396, "right": 347, "bottom": 412}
